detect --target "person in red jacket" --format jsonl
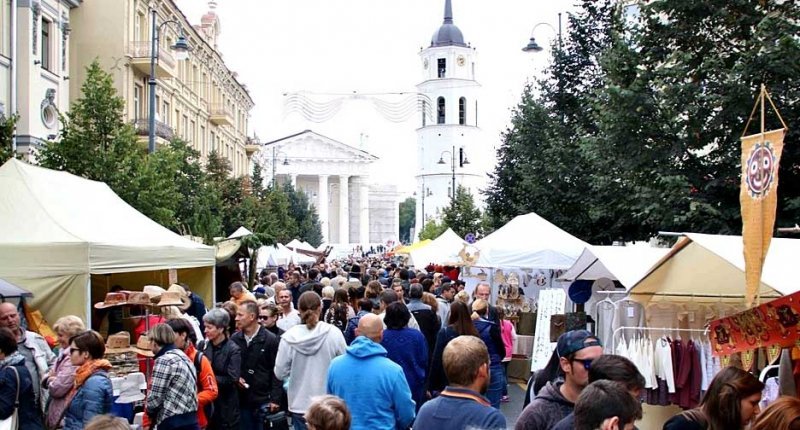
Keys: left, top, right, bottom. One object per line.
{"left": 142, "top": 319, "right": 218, "bottom": 429}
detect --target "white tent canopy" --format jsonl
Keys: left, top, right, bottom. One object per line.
{"left": 256, "top": 244, "right": 316, "bottom": 267}
{"left": 631, "top": 233, "right": 800, "bottom": 299}
{"left": 559, "top": 245, "right": 670, "bottom": 289}
{"left": 474, "top": 212, "right": 589, "bottom": 269}
{"left": 0, "top": 159, "right": 215, "bottom": 321}
{"left": 285, "top": 239, "right": 316, "bottom": 252}
{"left": 409, "top": 228, "right": 468, "bottom": 267}
{"left": 228, "top": 226, "right": 253, "bottom": 239}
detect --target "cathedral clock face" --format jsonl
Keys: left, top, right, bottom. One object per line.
{"left": 457, "top": 55, "right": 466, "bottom": 66}
{"left": 423, "top": 58, "right": 429, "bottom": 69}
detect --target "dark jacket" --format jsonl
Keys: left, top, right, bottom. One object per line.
{"left": 409, "top": 307, "right": 439, "bottom": 367}
{"left": 63, "top": 371, "right": 113, "bottom": 430}
{"left": 230, "top": 327, "right": 282, "bottom": 408}
{"left": 186, "top": 293, "right": 207, "bottom": 332}
{"left": 515, "top": 381, "right": 574, "bottom": 430}
{"left": 266, "top": 325, "right": 284, "bottom": 338}
{"left": 344, "top": 310, "right": 370, "bottom": 345}
{"left": 473, "top": 318, "right": 506, "bottom": 366}
{"left": 0, "top": 362, "right": 43, "bottom": 430}
{"left": 200, "top": 338, "right": 241, "bottom": 430}
{"left": 429, "top": 326, "right": 459, "bottom": 393}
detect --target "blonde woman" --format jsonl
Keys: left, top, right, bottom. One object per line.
{"left": 44, "top": 315, "right": 85, "bottom": 430}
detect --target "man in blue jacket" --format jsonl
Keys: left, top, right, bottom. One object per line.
{"left": 326, "top": 313, "right": 415, "bottom": 430}
{"left": 414, "top": 335, "right": 507, "bottom": 430}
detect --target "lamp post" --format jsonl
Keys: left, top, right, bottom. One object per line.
{"left": 271, "top": 146, "right": 290, "bottom": 187}
{"left": 522, "top": 13, "right": 563, "bottom": 53}
{"left": 147, "top": 9, "right": 190, "bottom": 154}
{"left": 437, "top": 145, "right": 470, "bottom": 204}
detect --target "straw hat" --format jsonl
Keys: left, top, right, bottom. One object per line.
{"left": 142, "top": 285, "right": 166, "bottom": 300}
{"left": 115, "top": 373, "right": 147, "bottom": 403}
{"left": 94, "top": 292, "right": 127, "bottom": 309}
{"left": 125, "top": 291, "right": 153, "bottom": 307}
{"left": 155, "top": 284, "right": 190, "bottom": 310}
{"left": 132, "top": 334, "right": 154, "bottom": 357}
{"left": 105, "top": 332, "right": 134, "bottom": 354}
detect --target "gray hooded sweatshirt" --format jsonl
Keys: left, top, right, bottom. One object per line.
{"left": 514, "top": 381, "right": 575, "bottom": 430}
{"left": 274, "top": 321, "right": 347, "bottom": 414}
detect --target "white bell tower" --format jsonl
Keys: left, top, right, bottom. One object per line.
{"left": 414, "top": 0, "right": 484, "bottom": 240}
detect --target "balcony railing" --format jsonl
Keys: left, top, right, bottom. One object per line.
{"left": 209, "top": 104, "right": 233, "bottom": 118}
{"left": 133, "top": 119, "right": 174, "bottom": 141}
{"left": 128, "top": 41, "right": 176, "bottom": 69}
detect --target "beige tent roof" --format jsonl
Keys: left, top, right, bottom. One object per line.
{"left": 0, "top": 159, "right": 215, "bottom": 321}
{"left": 559, "top": 245, "right": 670, "bottom": 289}
{"left": 630, "top": 233, "right": 800, "bottom": 300}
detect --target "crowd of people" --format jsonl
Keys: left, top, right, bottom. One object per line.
{"left": 1, "top": 258, "right": 800, "bottom": 430}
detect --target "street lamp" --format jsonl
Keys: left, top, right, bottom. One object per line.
{"left": 147, "top": 9, "right": 190, "bottom": 153}
{"left": 271, "top": 146, "right": 290, "bottom": 187}
{"left": 522, "top": 13, "right": 563, "bottom": 53}
{"left": 437, "top": 145, "right": 470, "bottom": 203}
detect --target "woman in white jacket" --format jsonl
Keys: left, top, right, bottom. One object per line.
{"left": 275, "top": 291, "right": 347, "bottom": 430}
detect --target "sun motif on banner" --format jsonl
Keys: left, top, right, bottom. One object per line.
{"left": 745, "top": 141, "right": 778, "bottom": 199}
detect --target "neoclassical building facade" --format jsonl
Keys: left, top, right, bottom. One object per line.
{"left": 0, "top": 0, "right": 79, "bottom": 156}
{"left": 258, "top": 130, "right": 399, "bottom": 245}
{"left": 69, "top": 0, "right": 255, "bottom": 176}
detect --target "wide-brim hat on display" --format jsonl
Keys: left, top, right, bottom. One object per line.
{"left": 105, "top": 331, "right": 134, "bottom": 354}
{"left": 164, "top": 284, "right": 191, "bottom": 310}
{"left": 156, "top": 291, "right": 190, "bottom": 309}
{"left": 94, "top": 292, "right": 127, "bottom": 309}
{"left": 133, "top": 334, "right": 154, "bottom": 357}
{"left": 115, "top": 373, "right": 146, "bottom": 403}
{"left": 142, "top": 285, "right": 166, "bottom": 301}
{"left": 568, "top": 280, "right": 594, "bottom": 305}
{"left": 125, "top": 291, "right": 152, "bottom": 307}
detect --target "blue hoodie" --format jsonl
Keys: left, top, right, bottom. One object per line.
{"left": 327, "top": 336, "right": 416, "bottom": 430}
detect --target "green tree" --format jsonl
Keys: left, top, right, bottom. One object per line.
{"left": 398, "top": 197, "right": 416, "bottom": 243}
{"left": 418, "top": 218, "right": 447, "bottom": 241}
{"left": 0, "top": 114, "right": 18, "bottom": 164}
{"left": 38, "top": 60, "right": 145, "bottom": 203}
{"left": 442, "top": 186, "right": 482, "bottom": 238}
{"left": 282, "top": 183, "right": 323, "bottom": 247}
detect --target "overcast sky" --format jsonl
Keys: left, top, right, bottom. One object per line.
{"left": 176, "top": 0, "right": 577, "bottom": 195}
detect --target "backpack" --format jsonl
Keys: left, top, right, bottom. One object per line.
{"left": 194, "top": 348, "right": 215, "bottom": 420}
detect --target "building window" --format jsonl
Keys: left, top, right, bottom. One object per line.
{"left": 41, "top": 19, "right": 51, "bottom": 71}
{"left": 437, "top": 97, "right": 445, "bottom": 124}
{"left": 133, "top": 84, "right": 143, "bottom": 120}
{"left": 182, "top": 114, "right": 188, "bottom": 139}
{"left": 458, "top": 97, "right": 466, "bottom": 125}
{"left": 437, "top": 58, "right": 446, "bottom": 78}
{"left": 189, "top": 120, "right": 196, "bottom": 144}
{"left": 162, "top": 101, "right": 170, "bottom": 125}
{"left": 200, "top": 125, "right": 206, "bottom": 154}
{"left": 421, "top": 100, "right": 427, "bottom": 127}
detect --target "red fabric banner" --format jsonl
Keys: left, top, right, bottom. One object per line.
{"left": 710, "top": 290, "right": 800, "bottom": 356}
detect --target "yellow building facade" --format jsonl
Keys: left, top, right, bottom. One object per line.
{"left": 69, "top": 0, "right": 255, "bottom": 176}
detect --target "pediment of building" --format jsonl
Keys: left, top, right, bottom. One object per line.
{"left": 263, "top": 130, "right": 378, "bottom": 164}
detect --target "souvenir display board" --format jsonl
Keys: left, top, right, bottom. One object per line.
{"left": 530, "top": 288, "right": 566, "bottom": 371}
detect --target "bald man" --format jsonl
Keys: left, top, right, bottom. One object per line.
{"left": 327, "top": 313, "right": 416, "bottom": 430}
{"left": 0, "top": 302, "right": 54, "bottom": 406}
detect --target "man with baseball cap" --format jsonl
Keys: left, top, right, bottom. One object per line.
{"left": 515, "top": 330, "right": 603, "bottom": 430}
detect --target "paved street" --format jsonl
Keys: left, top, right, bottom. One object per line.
{"left": 501, "top": 381, "right": 527, "bottom": 428}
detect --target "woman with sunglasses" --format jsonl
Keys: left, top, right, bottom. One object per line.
{"left": 63, "top": 330, "right": 113, "bottom": 430}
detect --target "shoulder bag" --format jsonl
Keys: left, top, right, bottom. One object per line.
{"left": 0, "top": 366, "right": 20, "bottom": 430}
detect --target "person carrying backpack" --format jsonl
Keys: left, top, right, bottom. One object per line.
{"left": 165, "top": 319, "right": 218, "bottom": 429}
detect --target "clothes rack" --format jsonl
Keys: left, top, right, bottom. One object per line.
{"left": 611, "top": 326, "right": 707, "bottom": 355}
{"left": 760, "top": 364, "right": 780, "bottom": 382}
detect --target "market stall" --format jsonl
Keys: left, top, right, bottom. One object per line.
{"left": 0, "top": 159, "right": 216, "bottom": 324}
{"left": 408, "top": 228, "right": 467, "bottom": 267}
{"left": 559, "top": 245, "right": 670, "bottom": 288}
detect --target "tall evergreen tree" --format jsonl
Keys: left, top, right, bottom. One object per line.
{"left": 442, "top": 185, "right": 483, "bottom": 238}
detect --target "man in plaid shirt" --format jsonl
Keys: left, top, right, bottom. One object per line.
{"left": 146, "top": 323, "right": 199, "bottom": 430}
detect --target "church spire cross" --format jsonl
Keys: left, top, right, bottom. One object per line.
{"left": 443, "top": 0, "right": 453, "bottom": 24}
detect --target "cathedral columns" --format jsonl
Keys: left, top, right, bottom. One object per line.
{"left": 318, "top": 175, "right": 329, "bottom": 243}
{"left": 338, "top": 175, "right": 350, "bottom": 244}
{"left": 358, "top": 177, "right": 370, "bottom": 244}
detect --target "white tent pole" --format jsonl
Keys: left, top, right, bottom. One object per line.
{"left": 85, "top": 277, "right": 92, "bottom": 327}
{"left": 212, "top": 265, "right": 217, "bottom": 306}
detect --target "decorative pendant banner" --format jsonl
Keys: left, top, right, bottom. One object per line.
{"left": 709, "top": 290, "right": 800, "bottom": 356}
{"left": 740, "top": 128, "right": 785, "bottom": 307}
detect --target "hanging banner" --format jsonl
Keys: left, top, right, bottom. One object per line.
{"left": 740, "top": 128, "right": 785, "bottom": 306}
{"left": 709, "top": 289, "right": 800, "bottom": 357}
